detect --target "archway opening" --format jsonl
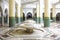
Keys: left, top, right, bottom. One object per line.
{"left": 4, "top": 9, "right": 8, "bottom": 23}
{"left": 27, "top": 12, "right": 32, "bottom": 19}
{"left": 0, "top": 7, "right": 3, "bottom": 25}
{"left": 34, "top": 13, "right": 37, "bottom": 21}
{"left": 15, "top": 3, "right": 18, "bottom": 23}
{"left": 43, "top": 13, "right": 44, "bottom": 20}
{"left": 23, "top": 13, "right": 25, "bottom": 21}
{"left": 56, "top": 13, "right": 60, "bottom": 21}
{"left": 50, "top": 12, "right": 53, "bottom": 20}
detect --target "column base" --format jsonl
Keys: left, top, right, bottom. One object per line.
{"left": 4, "top": 17, "right": 8, "bottom": 23}
{"left": 52, "top": 17, "right": 56, "bottom": 22}
{"left": 20, "top": 17, "right": 23, "bottom": 22}
{"left": 0, "top": 17, "right": 2, "bottom": 24}
{"left": 9, "top": 17, "right": 16, "bottom": 27}
{"left": 33, "top": 17, "right": 37, "bottom": 22}
{"left": 16, "top": 17, "right": 20, "bottom": 23}
{"left": 44, "top": 17, "right": 50, "bottom": 27}
{"left": 33, "top": 17, "right": 43, "bottom": 23}
{"left": 37, "top": 17, "right": 43, "bottom": 23}
{"left": 40, "top": 17, "right": 43, "bottom": 23}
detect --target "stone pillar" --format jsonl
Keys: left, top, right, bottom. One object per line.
{"left": 36, "top": 3, "right": 40, "bottom": 23}
{"left": 16, "top": 4, "right": 20, "bottom": 23}
{"left": 52, "top": 5, "right": 56, "bottom": 22}
{"left": 33, "top": 8, "right": 37, "bottom": 22}
{"left": 9, "top": 0, "right": 16, "bottom": 27}
{"left": 20, "top": 5, "right": 23, "bottom": 22}
{"left": 36, "top": 1, "right": 43, "bottom": 23}
{"left": 2, "top": 12, "right": 4, "bottom": 26}
{"left": 39, "top": 0, "right": 43, "bottom": 23}
{"left": 44, "top": 0, "right": 50, "bottom": 27}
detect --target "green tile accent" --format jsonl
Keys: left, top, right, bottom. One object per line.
{"left": 0, "top": 17, "right": 2, "bottom": 24}
{"left": 52, "top": 17, "right": 56, "bottom": 22}
{"left": 20, "top": 17, "right": 43, "bottom": 23}
{"left": 44, "top": 17, "right": 50, "bottom": 27}
{"left": 38, "top": 17, "right": 43, "bottom": 23}
{"left": 9, "top": 17, "right": 16, "bottom": 27}
{"left": 33, "top": 17, "right": 43, "bottom": 23}
{"left": 37, "top": 17, "right": 40, "bottom": 23}
{"left": 33, "top": 17, "right": 37, "bottom": 22}
{"left": 4, "top": 17, "right": 8, "bottom": 23}
{"left": 40, "top": 18, "right": 43, "bottom": 23}
{"left": 20, "top": 17, "right": 23, "bottom": 22}
{"left": 16, "top": 17, "right": 20, "bottom": 23}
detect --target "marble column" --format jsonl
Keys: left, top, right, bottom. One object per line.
{"left": 20, "top": 5, "right": 23, "bottom": 22}
{"left": 9, "top": 0, "right": 16, "bottom": 27}
{"left": 36, "top": 3, "right": 40, "bottom": 23}
{"left": 52, "top": 5, "right": 56, "bottom": 22}
{"left": 44, "top": 0, "right": 50, "bottom": 27}
{"left": 16, "top": 4, "right": 20, "bottom": 23}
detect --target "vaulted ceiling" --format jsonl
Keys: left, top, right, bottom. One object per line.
{"left": 2, "top": 0, "right": 38, "bottom": 4}
{"left": 1, "top": 0, "right": 60, "bottom": 5}
{"left": 21, "top": 0, "right": 38, "bottom": 3}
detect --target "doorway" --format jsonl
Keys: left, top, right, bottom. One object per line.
{"left": 23, "top": 13, "right": 25, "bottom": 21}
{"left": 4, "top": 9, "right": 8, "bottom": 24}
{"left": 27, "top": 12, "right": 32, "bottom": 19}
{"left": 0, "top": 7, "right": 3, "bottom": 26}
{"left": 56, "top": 13, "right": 60, "bottom": 21}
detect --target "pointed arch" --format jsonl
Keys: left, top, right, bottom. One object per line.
{"left": 56, "top": 13, "right": 60, "bottom": 21}
{"left": 4, "top": 8, "right": 8, "bottom": 23}
{"left": 0, "top": 7, "right": 3, "bottom": 24}
{"left": 27, "top": 12, "right": 32, "bottom": 19}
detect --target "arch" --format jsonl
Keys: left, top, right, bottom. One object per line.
{"left": 34, "top": 13, "right": 37, "bottom": 21}
{"left": 0, "top": 7, "right": 3, "bottom": 24}
{"left": 23, "top": 12, "right": 25, "bottom": 21}
{"left": 50, "top": 12, "right": 53, "bottom": 20}
{"left": 56, "top": 13, "right": 60, "bottom": 21}
{"left": 43, "top": 13, "right": 44, "bottom": 20}
{"left": 50, "top": 8, "right": 53, "bottom": 20}
{"left": 5, "top": 9, "right": 8, "bottom": 14}
{"left": 34, "top": 13, "right": 37, "bottom": 17}
{"left": 27, "top": 12, "right": 32, "bottom": 19}
{"left": 4, "top": 8, "right": 8, "bottom": 23}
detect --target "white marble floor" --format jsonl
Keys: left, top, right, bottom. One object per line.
{"left": 0, "top": 21, "right": 60, "bottom": 40}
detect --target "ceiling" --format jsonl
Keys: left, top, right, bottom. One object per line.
{"left": 2, "top": 0, "right": 60, "bottom": 5}
{"left": 21, "top": 0, "right": 38, "bottom": 4}
{"left": 3, "top": 0, "right": 38, "bottom": 4}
